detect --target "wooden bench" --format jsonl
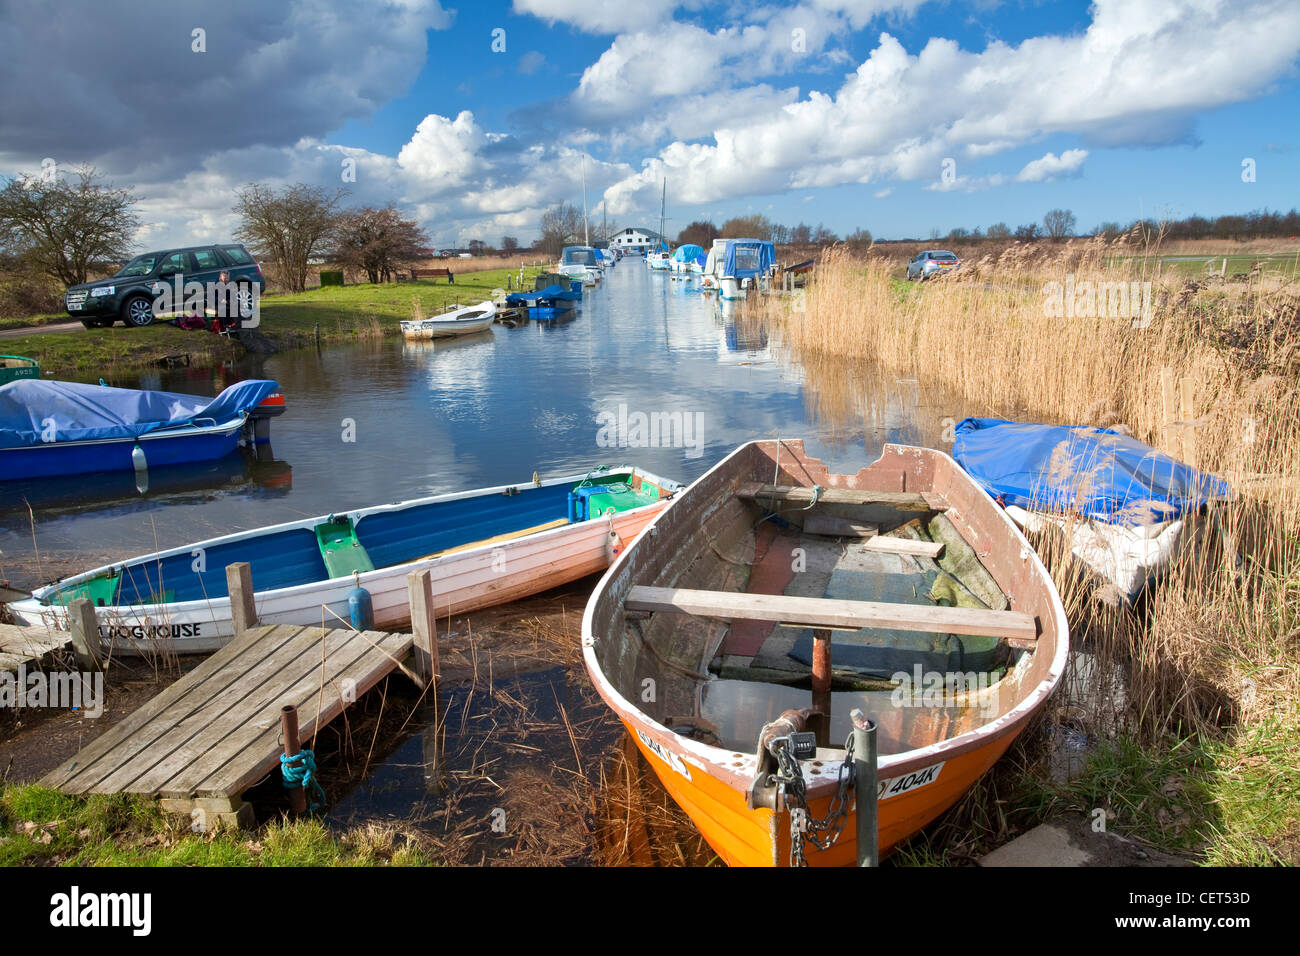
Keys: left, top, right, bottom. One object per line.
{"left": 412, "top": 267, "right": 454, "bottom": 283}
{"left": 624, "top": 586, "right": 1038, "bottom": 647}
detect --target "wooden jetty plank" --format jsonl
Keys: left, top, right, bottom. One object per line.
{"left": 0, "top": 623, "right": 73, "bottom": 671}
{"left": 91, "top": 625, "right": 351, "bottom": 795}
{"left": 625, "top": 586, "right": 1039, "bottom": 645}
{"left": 47, "top": 625, "right": 312, "bottom": 793}
{"left": 862, "top": 536, "right": 945, "bottom": 559}
{"left": 158, "top": 628, "right": 397, "bottom": 797}
{"left": 737, "top": 482, "right": 939, "bottom": 512}
{"left": 190, "top": 630, "right": 414, "bottom": 799}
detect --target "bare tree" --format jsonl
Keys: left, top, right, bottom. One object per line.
{"left": 0, "top": 166, "right": 140, "bottom": 286}
{"left": 845, "top": 227, "right": 872, "bottom": 250}
{"left": 501, "top": 236, "right": 519, "bottom": 253}
{"left": 986, "top": 222, "right": 1012, "bottom": 240}
{"left": 1043, "top": 208, "right": 1077, "bottom": 241}
{"left": 539, "top": 203, "right": 582, "bottom": 256}
{"left": 234, "top": 183, "right": 347, "bottom": 293}
{"left": 720, "top": 214, "right": 774, "bottom": 239}
{"left": 676, "top": 220, "right": 719, "bottom": 248}
{"left": 332, "top": 205, "right": 429, "bottom": 284}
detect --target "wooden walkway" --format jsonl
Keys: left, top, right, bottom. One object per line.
{"left": 41, "top": 622, "right": 415, "bottom": 824}
{"left": 0, "top": 622, "right": 72, "bottom": 673}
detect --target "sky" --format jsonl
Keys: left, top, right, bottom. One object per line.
{"left": 1, "top": 0, "right": 1298, "bottom": 249}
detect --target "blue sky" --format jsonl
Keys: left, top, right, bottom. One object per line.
{"left": 2, "top": 0, "right": 1297, "bottom": 247}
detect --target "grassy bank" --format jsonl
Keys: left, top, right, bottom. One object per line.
{"left": 0, "top": 784, "right": 429, "bottom": 866}
{"left": 766, "top": 239, "right": 1300, "bottom": 863}
{"left": 1, "top": 266, "right": 543, "bottom": 378}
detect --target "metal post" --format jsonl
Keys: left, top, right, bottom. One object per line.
{"left": 281, "top": 704, "right": 307, "bottom": 815}
{"left": 850, "top": 708, "right": 878, "bottom": 867}
{"left": 811, "top": 628, "right": 832, "bottom": 746}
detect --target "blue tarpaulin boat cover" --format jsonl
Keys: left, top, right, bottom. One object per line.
{"left": 506, "top": 284, "right": 581, "bottom": 306}
{"left": 952, "top": 417, "right": 1232, "bottom": 525}
{"left": 0, "top": 379, "right": 279, "bottom": 449}
{"left": 671, "top": 244, "right": 704, "bottom": 262}
{"left": 722, "top": 239, "right": 776, "bottom": 280}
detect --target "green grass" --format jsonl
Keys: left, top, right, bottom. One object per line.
{"left": 0, "top": 312, "right": 67, "bottom": 331}
{"left": 1105, "top": 253, "right": 1300, "bottom": 277}
{"left": 0, "top": 267, "right": 544, "bottom": 379}
{"left": 0, "top": 784, "right": 431, "bottom": 866}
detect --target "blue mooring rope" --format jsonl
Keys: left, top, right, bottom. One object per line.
{"left": 280, "top": 749, "right": 328, "bottom": 813}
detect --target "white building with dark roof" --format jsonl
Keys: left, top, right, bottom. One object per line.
{"left": 608, "top": 227, "right": 666, "bottom": 253}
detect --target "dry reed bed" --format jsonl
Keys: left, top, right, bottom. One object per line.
{"left": 764, "top": 240, "right": 1299, "bottom": 753}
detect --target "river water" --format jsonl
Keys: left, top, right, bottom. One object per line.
{"left": 2, "top": 261, "right": 959, "bottom": 586}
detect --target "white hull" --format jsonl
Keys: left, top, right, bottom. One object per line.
{"left": 9, "top": 471, "right": 675, "bottom": 654}
{"left": 401, "top": 301, "right": 496, "bottom": 339}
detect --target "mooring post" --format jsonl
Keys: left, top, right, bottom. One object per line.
{"left": 850, "top": 708, "right": 878, "bottom": 867}
{"left": 281, "top": 704, "right": 308, "bottom": 816}
{"left": 407, "top": 569, "right": 440, "bottom": 687}
{"left": 226, "top": 562, "right": 257, "bottom": 636}
{"left": 407, "top": 568, "right": 443, "bottom": 793}
{"left": 66, "top": 598, "right": 103, "bottom": 672}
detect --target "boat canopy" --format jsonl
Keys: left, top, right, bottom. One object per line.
{"left": 952, "top": 417, "right": 1233, "bottom": 525}
{"left": 0, "top": 379, "right": 279, "bottom": 449}
{"left": 671, "top": 244, "right": 704, "bottom": 262}
{"left": 505, "top": 284, "right": 581, "bottom": 306}
{"left": 722, "top": 239, "right": 776, "bottom": 279}
{"left": 560, "top": 246, "right": 599, "bottom": 266}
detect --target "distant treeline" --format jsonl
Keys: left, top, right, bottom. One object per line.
{"left": 676, "top": 208, "right": 1300, "bottom": 248}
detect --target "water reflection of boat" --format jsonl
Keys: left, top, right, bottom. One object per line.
{"left": 717, "top": 321, "right": 771, "bottom": 364}
{"left": 0, "top": 448, "right": 292, "bottom": 515}
{"left": 10, "top": 465, "right": 681, "bottom": 654}
{"left": 582, "top": 439, "right": 1068, "bottom": 866}
{"left": 401, "top": 330, "right": 495, "bottom": 357}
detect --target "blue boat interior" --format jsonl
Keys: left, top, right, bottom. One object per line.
{"left": 48, "top": 471, "right": 663, "bottom": 608}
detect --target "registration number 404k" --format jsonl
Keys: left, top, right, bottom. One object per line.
{"left": 876, "top": 762, "right": 944, "bottom": 800}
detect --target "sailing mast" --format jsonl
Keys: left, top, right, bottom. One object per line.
{"left": 582, "top": 156, "right": 590, "bottom": 246}
{"left": 658, "top": 180, "right": 666, "bottom": 252}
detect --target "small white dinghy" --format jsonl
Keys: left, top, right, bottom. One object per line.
{"left": 400, "top": 301, "right": 496, "bottom": 340}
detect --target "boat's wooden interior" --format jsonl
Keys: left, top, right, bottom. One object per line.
{"left": 591, "top": 441, "right": 1063, "bottom": 757}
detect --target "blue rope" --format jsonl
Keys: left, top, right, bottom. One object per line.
{"left": 280, "top": 749, "right": 327, "bottom": 813}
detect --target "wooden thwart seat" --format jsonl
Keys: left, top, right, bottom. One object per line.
{"left": 736, "top": 482, "right": 947, "bottom": 512}
{"left": 625, "top": 586, "right": 1038, "bottom": 648}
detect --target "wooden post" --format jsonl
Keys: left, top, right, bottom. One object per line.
{"left": 66, "top": 598, "right": 103, "bottom": 672}
{"left": 408, "top": 568, "right": 442, "bottom": 793}
{"left": 226, "top": 562, "right": 257, "bottom": 636}
{"left": 407, "top": 569, "right": 440, "bottom": 686}
{"left": 280, "top": 704, "right": 307, "bottom": 815}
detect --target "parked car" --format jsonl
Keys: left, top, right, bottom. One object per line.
{"left": 906, "top": 249, "right": 961, "bottom": 281}
{"left": 64, "top": 243, "right": 265, "bottom": 329}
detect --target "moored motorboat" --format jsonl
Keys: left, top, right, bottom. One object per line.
{"left": 0, "top": 378, "right": 281, "bottom": 482}
{"left": 712, "top": 238, "right": 776, "bottom": 300}
{"left": 400, "top": 301, "right": 496, "bottom": 340}
{"left": 582, "top": 439, "right": 1068, "bottom": 865}
{"left": 10, "top": 465, "right": 681, "bottom": 654}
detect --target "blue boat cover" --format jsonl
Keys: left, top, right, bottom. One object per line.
{"left": 722, "top": 239, "right": 776, "bottom": 280}
{"left": 0, "top": 379, "right": 279, "bottom": 449}
{"left": 560, "top": 246, "right": 598, "bottom": 267}
{"left": 671, "top": 244, "right": 704, "bottom": 262}
{"left": 952, "top": 417, "right": 1232, "bottom": 525}
{"left": 506, "top": 284, "right": 581, "bottom": 306}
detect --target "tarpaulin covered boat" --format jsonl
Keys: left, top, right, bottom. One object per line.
{"left": 0, "top": 378, "right": 280, "bottom": 481}
{"left": 582, "top": 439, "right": 1068, "bottom": 865}
{"left": 10, "top": 465, "right": 680, "bottom": 654}
{"left": 952, "top": 418, "right": 1233, "bottom": 600}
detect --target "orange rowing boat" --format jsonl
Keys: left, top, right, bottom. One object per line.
{"left": 582, "top": 439, "right": 1068, "bottom": 865}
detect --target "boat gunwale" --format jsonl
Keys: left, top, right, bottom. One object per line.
{"left": 14, "top": 464, "right": 680, "bottom": 611}
{"left": 581, "top": 439, "right": 1070, "bottom": 795}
